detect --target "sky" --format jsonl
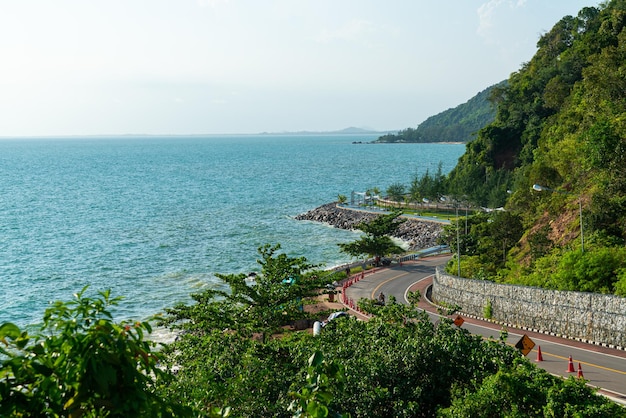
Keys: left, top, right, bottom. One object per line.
{"left": 0, "top": 0, "right": 601, "bottom": 136}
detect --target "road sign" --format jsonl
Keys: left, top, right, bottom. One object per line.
{"left": 453, "top": 315, "right": 464, "bottom": 327}
{"left": 515, "top": 334, "right": 535, "bottom": 356}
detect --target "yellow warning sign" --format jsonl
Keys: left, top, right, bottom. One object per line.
{"left": 515, "top": 334, "right": 535, "bottom": 356}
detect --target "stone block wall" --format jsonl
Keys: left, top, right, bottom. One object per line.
{"left": 433, "top": 267, "right": 626, "bottom": 349}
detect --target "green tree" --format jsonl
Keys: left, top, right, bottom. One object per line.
{"left": 385, "top": 182, "right": 405, "bottom": 203}
{"left": 409, "top": 166, "right": 446, "bottom": 203}
{"left": 0, "top": 288, "right": 183, "bottom": 418}
{"left": 162, "top": 244, "right": 326, "bottom": 343}
{"left": 441, "top": 211, "right": 523, "bottom": 278}
{"left": 409, "top": 171, "right": 423, "bottom": 203}
{"left": 160, "top": 328, "right": 305, "bottom": 416}
{"left": 417, "top": 169, "right": 434, "bottom": 200}
{"left": 311, "top": 303, "right": 520, "bottom": 417}
{"left": 489, "top": 211, "right": 525, "bottom": 264}
{"left": 527, "top": 225, "right": 553, "bottom": 261}
{"left": 338, "top": 211, "right": 405, "bottom": 262}
{"left": 440, "top": 358, "right": 624, "bottom": 417}
{"left": 288, "top": 352, "right": 350, "bottom": 418}
{"left": 551, "top": 246, "right": 626, "bottom": 294}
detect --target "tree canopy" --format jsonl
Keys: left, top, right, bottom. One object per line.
{"left": 338, "top": 210, "right": 406, "bottom": 261}
{"left": 161, "top": 243, "right": 330, "bottom": 343}
{"left": 447, "top": 1, "right": 626, "bottom": 224}
{"left": 0, "top": 288, "right": 184, "bottom": 417}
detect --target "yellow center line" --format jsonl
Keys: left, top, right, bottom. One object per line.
{"left": 370, "top": 272, "right": 409, "bottom": 299}
{"left": 534, "top": 349, "right": 626, "bottom": 375}
{"left": 493, "top": 341, "right": 626, "bottom": 375}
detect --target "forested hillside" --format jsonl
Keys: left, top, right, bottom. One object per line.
{"left": 440, "top": 0, "right": 626, "bottom": 295}
{"left": 447, "top": 2, "right": 626, "bottom": 210}
{"left": 375, "top": 82, "right": 501, "bottom": 143}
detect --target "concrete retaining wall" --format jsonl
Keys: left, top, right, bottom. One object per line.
{"left": 433, "top": 267, "right": 626, "bottom": 349}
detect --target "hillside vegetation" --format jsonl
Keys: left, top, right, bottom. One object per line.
{"left": 439, "top": 0, "right": 626, "bottom": 294}
{"left": 374, "top": 82, "right": 501, "bottom": 143}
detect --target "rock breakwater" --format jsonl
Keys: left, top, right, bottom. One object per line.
{"left": 295, "top": 203, "right": 444, "bottom": 250}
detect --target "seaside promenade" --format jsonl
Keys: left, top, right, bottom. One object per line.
{"left": 336, "top": 255, "right": 626, "bottom": 406}
{"left": 338, "top": 202, "right": 452, "bottom": 224}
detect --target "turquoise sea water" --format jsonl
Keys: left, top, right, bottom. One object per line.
{"left": 0, "top": 135, "right": 465, "bottom": 327}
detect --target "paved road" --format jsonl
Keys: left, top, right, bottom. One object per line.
{"left": 344, "top": 255, "right": 626, "bottom": 405}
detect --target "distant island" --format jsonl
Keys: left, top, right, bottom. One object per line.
{"left": 258, "top": 127, "right": 396, "bottom": 136}
{"left": 374, "top": 81, "right": 505, "bottom": 144}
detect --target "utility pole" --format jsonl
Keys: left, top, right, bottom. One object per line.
{"left": 456, "top": 203, "right": 460, "bottom": 277}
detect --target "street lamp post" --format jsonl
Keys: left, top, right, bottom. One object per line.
{"left": 442, "top": 195, "right": 462, "bottom": 276}
{"left": 532, "top": 184, "right": 584, "bottom": 253}
{"left": 465, "top": 204, "right": 468, "bottom": 236}
{"left": 456, "top": 203, "right": 461, "bottom": 277}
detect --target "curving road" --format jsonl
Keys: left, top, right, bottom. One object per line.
{"left": 343, "top": 255, "right": 626, "bottom": 405}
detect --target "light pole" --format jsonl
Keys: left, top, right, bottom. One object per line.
{"left": 456, "top": 202, "right": 461, "bottom": 277}
{"left": 532, "top": 184, "right": 584, "bottom": 253}
{"left": 442, "top": 195, "right": 462, "bottom": 277}
{"left": 462, "top": 199, "right": 470, "bottom": 252}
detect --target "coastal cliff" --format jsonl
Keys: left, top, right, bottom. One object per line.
{"left": 295, "top": 203, "right": 443, "bottom": 250}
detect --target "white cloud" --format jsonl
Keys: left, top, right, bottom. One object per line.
{"left": 313, "top": 19, "right": 377, "bottom": 44}
{"left": 477, "top": 0, "right": 527, "bottom": 41}
{"left": 477, "top": 0, "right": 503, "bottom": 39}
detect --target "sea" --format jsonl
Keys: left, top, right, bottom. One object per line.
{"left": 0, "top": 134, "right": 465, "bottom": 329}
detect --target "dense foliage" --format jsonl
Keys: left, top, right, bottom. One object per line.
{"left": 160, "top": 243, "right": 331, "bottom": 343}
{"left": 409, "top": 163, "right": 446, "bottom": 204}
{"left": 439, "top": 207, "right": 626, "bottom": 295}
{"left": 375, "top": 82, "right": 501, "bottom": 144}
{"left": 0, "top": 288, "right": 184, "bottom": 417}
{"left": 447, "top": 1, "right": 626, "bottom": 220}
{"left": 375, "top": 165, "right": 447, "bottom": 206}
{"left": 439, "top": 211, "right": 525, "bottom": 279}
{"left": 337, "top": 210, "right": 405, "bottom": 261}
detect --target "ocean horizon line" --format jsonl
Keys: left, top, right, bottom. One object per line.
{"left": 0, "top": 129, "right": 398, "bottom": 140}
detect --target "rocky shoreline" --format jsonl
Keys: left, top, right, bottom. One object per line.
{"left": 295, "top": 203, "right": 444, "bottom": 251}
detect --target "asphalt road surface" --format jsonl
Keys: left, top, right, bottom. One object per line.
{"left": 344, "top": 255, "right": 626, "bottom": 405}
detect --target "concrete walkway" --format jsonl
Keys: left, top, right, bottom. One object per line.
{"left": 339, "top": 203, "right": 451, "bottom": 224}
